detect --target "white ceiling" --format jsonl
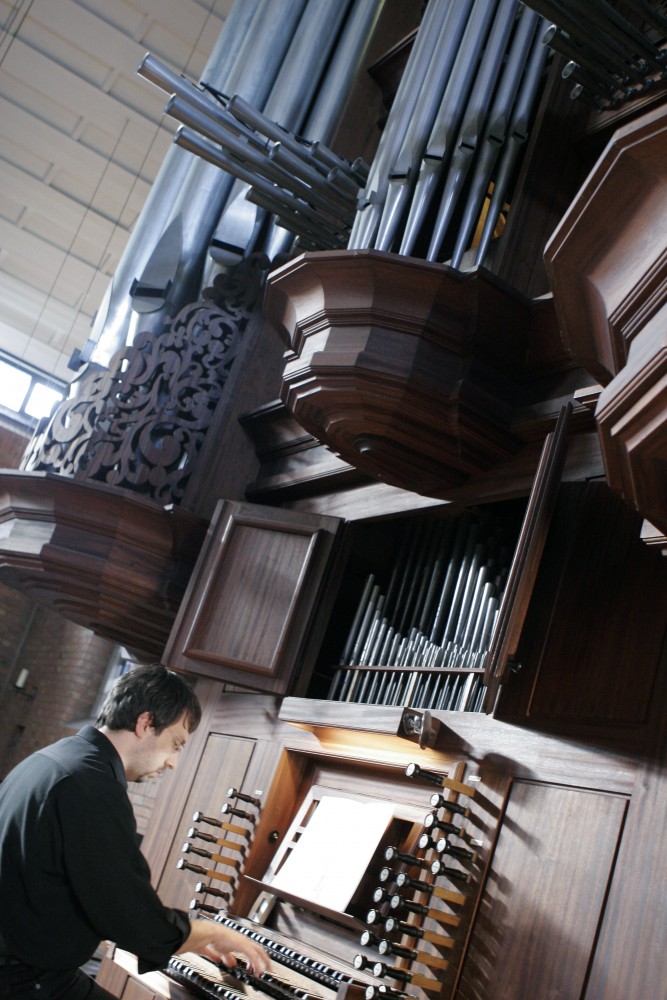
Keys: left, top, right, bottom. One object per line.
{"left": 0, "top": 0, "right": 233, "bottom": 384}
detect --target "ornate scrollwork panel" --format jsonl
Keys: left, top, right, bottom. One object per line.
{"left": 22, "top": 256, "right": 266, "bottom": 506}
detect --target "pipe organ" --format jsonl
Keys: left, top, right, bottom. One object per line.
{"left": 6, "top": 0, "right": 663, "bottom": 997}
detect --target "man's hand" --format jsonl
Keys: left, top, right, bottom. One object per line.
{"left": 178, "top": 918, "right": 270, "bottom": 974}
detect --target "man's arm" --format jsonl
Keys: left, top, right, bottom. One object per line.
{"left": 177, "top": 919, "right": 269, "bottom": 974}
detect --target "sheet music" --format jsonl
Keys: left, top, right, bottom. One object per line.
{"left": 270, "top": 795, "right": 395, "bottom": 911}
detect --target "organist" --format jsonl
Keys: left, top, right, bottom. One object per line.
{"left": 0, "top": 665, "right": 268, "bottom": 999}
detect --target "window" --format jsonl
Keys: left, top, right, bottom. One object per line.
{"left": 0, "top": 353, "right": 66, "bottom": 426}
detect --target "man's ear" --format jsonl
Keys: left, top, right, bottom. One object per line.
{"left": 135, "top": 711, "right": 153, "bottom": 737}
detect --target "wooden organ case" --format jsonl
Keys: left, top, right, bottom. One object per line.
{"left": 96, "top": 4, "right": 667, "bottom": 998}
{"left": 96, "top": 473, "right": 667, "bottom": 1000}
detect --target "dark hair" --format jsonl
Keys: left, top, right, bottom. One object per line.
{"left": 96, "top": 664, "right": 202, "bottom": 734}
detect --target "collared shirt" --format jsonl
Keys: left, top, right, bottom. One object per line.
{"left": 0, "top": 726, "right": 190, "bottom": 972}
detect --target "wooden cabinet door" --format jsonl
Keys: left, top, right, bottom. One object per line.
{"left": 456, "top": 778, "right": 627, "bottom": 999}
{"left": 164, "top": 501, "right": 342, "bottom": 694}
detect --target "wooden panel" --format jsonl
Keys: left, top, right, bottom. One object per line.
{"left": 96, "top": 954, "right": 130, "bottom": 996}
{"left": 456, "top": 780, "right": 627, "bottom": 1000}
{"left": 521, "top": 482, "right": 667, "bottom": 724}
{"left": 164, "top": 501, "right": 341, "bottom": 694}
{"left": 123, "top": 980, "right": 161, "bottom": 1000}
{"left": 483, "top": 404, "right": 571, "bottom": 710}
{"left": 154, "top": 731, "right": 257, "bottom": 912}
{"left": 188, "top": 524, "right": 314, "bottom": 672}
{"left": 544, "top": 104, "right": 667, "bottom": 539}
{"left": 585, "top": 701, "right": 667, "bottom": 1000}
{"left": 545, "top": 103, "right": 667, "bottom": 384}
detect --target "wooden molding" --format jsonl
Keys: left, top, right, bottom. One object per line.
{"left": 595, "top": 305, "right": 667, "bottom": 535}
{"left": 545, "top": 102, "right": 667, "bottom": 385}
{"left": 0, "top": 471, "right": 207, "bottom": 657}
{"left": 265, "top": 250, "right": 545, "bottom": 498}
{"left": 545, "top": 103, "right": 667, "bottom": 538}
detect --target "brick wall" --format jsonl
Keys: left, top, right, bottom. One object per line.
{"left": 0, "top": 603, "right": 116, "bottom": 776}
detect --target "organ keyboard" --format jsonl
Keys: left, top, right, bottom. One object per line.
{"left": 165, "top": 914, "right": 368, "bottom": 1000}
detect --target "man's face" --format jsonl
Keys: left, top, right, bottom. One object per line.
{"left": 129, "top": 713, "right": 190, "bottom": 783}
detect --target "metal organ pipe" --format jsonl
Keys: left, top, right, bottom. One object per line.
{"left": 144, "top": 2, "right": 384, "bottom": 268}
{"left": 330, "top": 511, "right": 519, "bottom": 712}
{"left": 346, "top": 0, "right": 552, "bottom": 269}
{"left": 473, "top": 17, "right": 549, "bottom": 265}
{"left": 373, "top": 0, "right": 475, "bottom": 253}
{"left": 207, "top": 0, "right": 353, "bottom": 269}
{"left": 127, "top": 0, "right": 309, "bottom": 341}
{"left": 398, "top": 0, "right": 505, "bottom": 258}
{"left": 448, "top": 6, "right": 542, "bottom": 268}
{"left": 348, "top": 0, "right": 455, "bottom": 251}
{"left": 526, "top": 0, "right": 666, "bottom": 110}
{"left": 425, "top": 0, "right": 520, "bottom": 263}
{"left": 86, "top": 0, "right": 264, "bottom": 368}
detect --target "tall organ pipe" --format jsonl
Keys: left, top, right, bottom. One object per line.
{"left": 399, "top": 0, "right": 502, "bottom": 258}
{"left": 448, "top": 6, "right": 542, "bottom": 268}
{"left": 427, "top": 0, "right": 520, "bottom": 264}
{"left": 348, "top": 0, "right": 455, "bottom": 250}
{"left": 123, "top": 0, "right": 309, "bottom": 343}
{"left": 374, "top": 0, "right": 474, "bottom": 253}
{"left": 87, "top": 0, "right": 263, "bottom": 367}
{"left": 264, "top": 0, "right": 387, "bottom": 260}
{"left": 473, "top": 20, "right": 549, "bottom": 266}
{"left": 207, "top": 0, "right": 352, "bottom": 269}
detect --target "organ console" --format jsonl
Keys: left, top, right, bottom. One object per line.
{"left": 103, "top": 752, "right": 481, "bottom": 1000}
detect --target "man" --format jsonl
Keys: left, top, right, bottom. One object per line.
{"left": 0, "top": 664, "right": 268, "bottom": 999}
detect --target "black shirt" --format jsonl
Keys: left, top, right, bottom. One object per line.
{"left": 0, "top": 726, "right": 190, "bottom": 971}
